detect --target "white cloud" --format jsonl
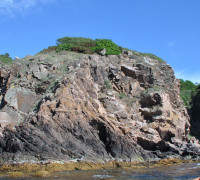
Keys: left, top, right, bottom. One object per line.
{"left": 175, "top": 70, "right": 200, "bottom": 84}
{"left": 0, "top": 0, "right": 53, "bottom": 15}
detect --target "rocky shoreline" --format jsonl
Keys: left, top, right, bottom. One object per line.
{"left": 1, "top": 158, "right": 200, "bottom": 178}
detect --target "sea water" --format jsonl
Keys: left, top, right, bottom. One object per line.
{"left": 1, "top": 163, "right": 200, "bottom": 180}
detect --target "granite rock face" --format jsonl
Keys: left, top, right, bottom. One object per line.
{"left": 0, "top": 51, "right": 199, "bottom": 163}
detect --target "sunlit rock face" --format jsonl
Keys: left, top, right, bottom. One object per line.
{"left": 0, "top": 51, "right": 199, "bottom": 163}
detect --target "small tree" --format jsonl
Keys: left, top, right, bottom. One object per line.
{"left": 92, "top": 39, "right": 121, "bottom": 55}
{"left": 56, "top": 37, "right": 96, "bottom": 53}
{"left": 0, "top": 53, "right": 13, "bottom": 65}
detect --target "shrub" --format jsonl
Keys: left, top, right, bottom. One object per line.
{"left": 56, "top": 37, "right": 96, "bottom": 54}
{"left": 191, "top": 85, "right": 200, "bottom": 121}
{"left": 119, "top": 92, "right": 126, "bottom": 99}
{"left": 40, "top": 46, "right": 57, "bottom": 53}
{"left": 104, "top": 80, "right": 112, "bottom": 89}
{"left": 92, "top": 39, "right": 121, "bottom": 55}
{"left": 56, "top": 44, "right": 71, "bottom": 52}
{"left": 180, "top": 79, "right": 197, "bottom": 91}
{"left": 54, "top": 37, "right": 122, "bottom": 55}
{"left": 180, "top": 79, "right": 198, "bottom": 108}
{"left": 0, "top": 53, "right": 13, "bottom": 65}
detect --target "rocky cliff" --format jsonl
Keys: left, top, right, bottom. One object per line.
{"left": 0, "top": 50, "right": 199, "bottom": 164}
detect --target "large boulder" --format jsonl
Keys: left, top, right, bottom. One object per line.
{"left": 4, "top": 87, "right": 38, "bottom": 113}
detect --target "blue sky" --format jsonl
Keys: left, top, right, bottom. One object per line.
{"left": 0, "top": 0, "right": 200, "bottom": 83}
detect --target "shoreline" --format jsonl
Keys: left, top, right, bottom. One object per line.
{"left": 0, "top": 158, "right": 200, "bottom": 178}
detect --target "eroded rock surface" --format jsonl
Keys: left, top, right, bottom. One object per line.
{"left": 0, "top": 51, "right": 199, "bottom": 163}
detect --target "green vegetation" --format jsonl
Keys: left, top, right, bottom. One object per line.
{"left": 179, "top": 80, "right": 200, "bottom": 140}
{"left": 41, "top": 46, "right": 57, "bottom": 53}
{"left": 139, "top": 52, "right": 166, "bottom": 63}
{"left": 142, "top": 86, "right": 164, "bottom": 95}
{"left": 189, "top": 85, "right": 200, "bottom": 140}
{"left": 92, "top": 39, "right": 122, "bottom": 55}
{"left": 0, "top": 53, "right": 13, "bottom": 65}
{"left": 41, "top": 36, "right": 122, "bottom": 55}
{"left": 104, "top": 80, "right": 112, "bottom": 89}
{"left": 56, "top": 37, "right": 96, "bottom": 54}
{"left": 180, "top": 79, "right": 198, "bottom": 108}
{"left": 40, "top": 36, "right": 167, "bottom": 62}
{"left": 121, "top": 48, "right": 166, "bottom": 63}
{"left": 119, "top": 92, "right": 126, "bottom": 99}
{"left": 191, "top": 85, "right": 200, "bottom": 121}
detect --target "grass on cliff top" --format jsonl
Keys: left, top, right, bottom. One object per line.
{"left": 40, "top": 36, "right": 165, "bottom": 63}
{"left": 0, "top": 53, "right": 13, "bottom": 65}
{"left": 122, "top": 48, "right": 166, "bottom": 63}
{"left": 139, "top": 52, "right": 166, "bottom": 63}
{"left": 41, "top": 37, "right": 122, "bottom": 55}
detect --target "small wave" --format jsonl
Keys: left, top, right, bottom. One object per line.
{"left": 177, "top": 168, "right": 185, "bottom": 170}
{"left": 93, "top": 174, "right": 114, "bottom": 179}
{"left": 189, "top": 166, "right": 199, "bottom": 169}
{"left": 132, "top": 174, "right": 159, "bottom": 179}
{"left": 173, "top": 175, "right": 197, "bottom": 179}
